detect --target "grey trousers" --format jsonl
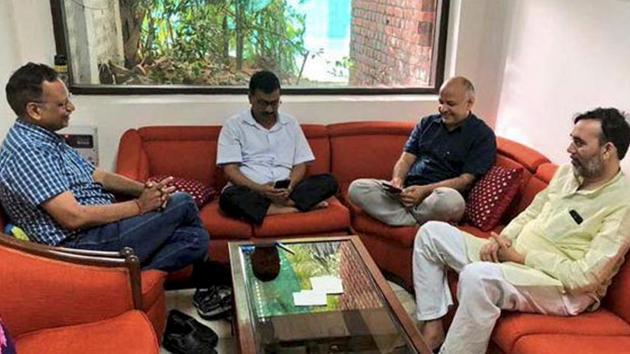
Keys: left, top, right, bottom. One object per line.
{"left": 348, "top": 178, "right": 465, "bottom": 226}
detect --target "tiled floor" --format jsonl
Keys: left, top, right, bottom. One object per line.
{"left": 160, "top": 282, "right": 417, "bottom": 353}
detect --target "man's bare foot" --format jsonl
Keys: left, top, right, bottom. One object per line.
{"left": 418, "top": 319, "right": 445, "bottom": 352}
{"left": 267, "top": 203, "right": 299, "bottom": 215}
{"left": 314, "top": 201, "right": 329, "bottom": 209}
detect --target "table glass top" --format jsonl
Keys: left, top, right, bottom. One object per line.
{"left": 234, "top": 238, "right": 418, "bottom": 353}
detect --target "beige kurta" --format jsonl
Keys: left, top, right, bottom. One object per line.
{"left": 464, "top": 164, "right": 630, "bottom": 309}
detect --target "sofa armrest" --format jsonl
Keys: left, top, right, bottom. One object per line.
{"left": 116, "top": 129, "right": 150, "bottom": 181}
{"left": 0, "top": 234, "right": 143, "bottom": 336}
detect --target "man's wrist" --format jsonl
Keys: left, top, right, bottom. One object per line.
{"left": 134, "top": 199, "right": 144, "bottom": 215}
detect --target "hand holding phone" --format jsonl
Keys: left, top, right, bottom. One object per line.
{"left": 274, "top": 179, "right": 291, "bottom": 189}
{"left": 381, "top": 182, "right": 402, "bottom": 194}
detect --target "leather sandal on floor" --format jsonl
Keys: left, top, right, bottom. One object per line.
{"left": 165, "top": 310, "right": 218, "bottom": 347}
{"left": 162, "top": 330, "right": 217, "bottom": 354}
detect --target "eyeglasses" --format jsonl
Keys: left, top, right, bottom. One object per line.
{"left": 32, "top": 94, "right": 74, "bottom": 111}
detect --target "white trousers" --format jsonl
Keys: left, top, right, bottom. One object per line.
{"left": 413, "top": 221, "right": 594, "bottom": 354}
{"left": 348, "top": 178, "right": 465, "bottom": 226}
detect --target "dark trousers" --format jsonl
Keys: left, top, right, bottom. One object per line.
{"left": 219, "top": 174, "right": 338, "bottom": 225}
{"left": 65, "top": 193, "right": 209, "bottom": 273}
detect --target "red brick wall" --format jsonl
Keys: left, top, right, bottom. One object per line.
{"left": 349, "top": 0, "right": 437, "bottom": 86}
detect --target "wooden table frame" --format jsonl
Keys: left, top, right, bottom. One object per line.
{"left": 228, "top": 235, "right": 431, "bottom": 354}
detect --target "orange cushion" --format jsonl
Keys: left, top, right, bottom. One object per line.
{"left": 15, "top": 311, "right": 158, "bottom": 354}
{"left": 253, "top": 197, "right": 350, "bottom": 237}
{"left": 199, "top": 200, "right": 252, "bottom": 238}
{"left": 351, "top": 207, "right": 418, "bottom": 247}
{"left": 511, "top": 334, "right": 630, "bottom": 354}
{"left": 464, "top": 166, "right": 523, "bottom": 231}
{"left": 493, "top": 310, "right": 630, "bottom": 353}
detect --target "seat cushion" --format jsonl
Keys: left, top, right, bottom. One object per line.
{"left": 253, "top": 197, "right": 350, "bottom": 237}
{"left": 199, "top": 200, "right": 252, "bottom": 238}
{"left": 351, "top": 207, "right": 418, "bottom": 247}
{"left": 493, "top": 310, "right": 630, "bottom": 353}
{"left": 511, "top": 334, "right": 630, "bottom": 354}
{"left": 15, "top": 310, "right": 159, "bottom": 354}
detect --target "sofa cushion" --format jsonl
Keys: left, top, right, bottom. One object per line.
{"left": 511, "top": 334, "right": 630, "bottom": 354}
{"left": 301, "top": 125, "right": 330, "bottom": 176}
{"left": 199, "top": 200, "right": 252, "bottom": 238}
{"left": 147, "top": 175, "right": 215, "bottom": 208}
{"left": 351, "top": 206, "right": 419, "bottom": 248}
{"left": 15, "top": 311, "right": 159, "bottom": 354}
{"left": 493, "top": 310, "right": 630, "bottom": 353}
{"left": 328, "top": 122, "right": 415, "bottom": 188}
{"left": 464, "top": 165, "right": 523, "bottom": 231}
{"left": 138, "top": 126, "right": 226, "bottom": 190}
{"left": 252, "top": 197, "right": 350, "bottom": 237}
{"left": 496, "top": 137, "right": 550, "bottom": 173}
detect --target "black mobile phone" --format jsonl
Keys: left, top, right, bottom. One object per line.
{"left": 381, "top": 182, "right": 402, "bottom": 194}
{"left": 274, "top": 179, "right": 291, "bottom": 189}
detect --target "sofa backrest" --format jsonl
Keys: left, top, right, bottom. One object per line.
{"left": 121, "top": 126, "right": 225, "bottom": 190}
{"left": 117, "top": 124, "right": 331, "bottom": 191}
{"left": 495, "top": 138, "right": 551, "bottom": 222}
{"left": 328, "top": 121, "right": 415, "bottom": 193}
{"left": 298, "top": 124, "right": 331, "bottom": 176}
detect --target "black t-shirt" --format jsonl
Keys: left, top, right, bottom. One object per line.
{"left": 403, "top": 113, "right": 496, "bottom": 187}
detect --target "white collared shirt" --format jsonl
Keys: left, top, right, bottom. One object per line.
{"left": 217, "top": 109, "right": 314, "bottom": 184}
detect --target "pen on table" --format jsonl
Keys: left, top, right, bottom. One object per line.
{"left": 276, "top": 242, "right": 295, "bottom": 255}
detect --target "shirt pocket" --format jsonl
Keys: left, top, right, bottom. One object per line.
{"left": 539, "top": 204, "right": 585, "bottom": 241}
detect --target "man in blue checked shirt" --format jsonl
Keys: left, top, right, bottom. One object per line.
{"left": 0, "top": 63, "right": 209, "bottom": 274}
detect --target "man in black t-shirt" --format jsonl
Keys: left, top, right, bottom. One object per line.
{"left": 348, "top": 77, "right": 496, "bottom": 226}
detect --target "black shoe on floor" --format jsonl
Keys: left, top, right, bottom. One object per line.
{"left": 193, "top": 285, "right": 233, "bottom": 320}
{"left": 164, "top": 310, "right": 218, "bottom": 347}
{"left": 162, "top": 330, "right": 217, "bottom": 354}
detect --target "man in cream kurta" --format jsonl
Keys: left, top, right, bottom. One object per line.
{"left": 412, "top": 107, "right": 630, "bottom": 354}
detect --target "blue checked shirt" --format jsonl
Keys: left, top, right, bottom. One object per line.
{"left": 0, "top": 119, "right": 114, "bottom": 245}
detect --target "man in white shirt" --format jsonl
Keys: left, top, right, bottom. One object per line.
{"left": 217, "top": 71, "right": 337, "bottom": 224}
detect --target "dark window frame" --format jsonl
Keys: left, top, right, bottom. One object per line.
{"left": 49, "top": 0, "right": 450, "bottom": 96}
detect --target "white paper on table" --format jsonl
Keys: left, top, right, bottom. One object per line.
{"left": 293, "top": 290, "right": 327, "bottom": 306}
{"left": 310, "top": 275, "right": 344, "bottom": 294}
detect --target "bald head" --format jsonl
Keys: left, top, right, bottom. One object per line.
{"left": 441, "top": 76, "right": 475, "bottom": 100}
{"left": 438, "top": 76, "right": 476, "bottom": 130}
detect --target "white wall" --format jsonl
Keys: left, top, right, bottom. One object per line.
{"left": 0, "top": 0, "right": 57, "bottom": 139}
{"left": 495, "top": 0, "right": 630, "bottom": 172}
{"left": 4, "top": 1, "right": 630, "bottom": 172}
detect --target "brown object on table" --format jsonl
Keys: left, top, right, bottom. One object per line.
{"left": 251, "top": 245, "right": 280, "bottom": 281}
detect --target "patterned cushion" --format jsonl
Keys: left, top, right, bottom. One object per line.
{"left": 147, "top": 175, "right": 215, "bottom": 208}
{"left": 464, "top": 166, "right": 523, "bottom": 231}
{"left": 0, "top": 318, "right": 16, "bottom": 354}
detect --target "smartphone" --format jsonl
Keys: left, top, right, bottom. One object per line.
{"left": 274, "top": 179, "right": 291, "bottom": 189}
{"left": 381, "top": 182, "right": 402, "bottom": 194}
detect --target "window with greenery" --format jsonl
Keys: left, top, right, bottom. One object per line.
{"left": 51, "top": 0, "right": 449, "bottom": 94}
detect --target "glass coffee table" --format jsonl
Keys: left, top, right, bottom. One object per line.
{"left": 229, "top": 236, "right": 430, "bottom": 353}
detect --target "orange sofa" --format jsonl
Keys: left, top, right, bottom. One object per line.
{"left": 0, "top": 212, "right": 168, "bottom": 340}
{"left": 116, "top": 126, "right": 352, "bottom": 264}
{"left": 115, "top": 121, "right": 630, "bottom": 353}
{"left": 0, "top": 230, "right": 160, "bottom": 353}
